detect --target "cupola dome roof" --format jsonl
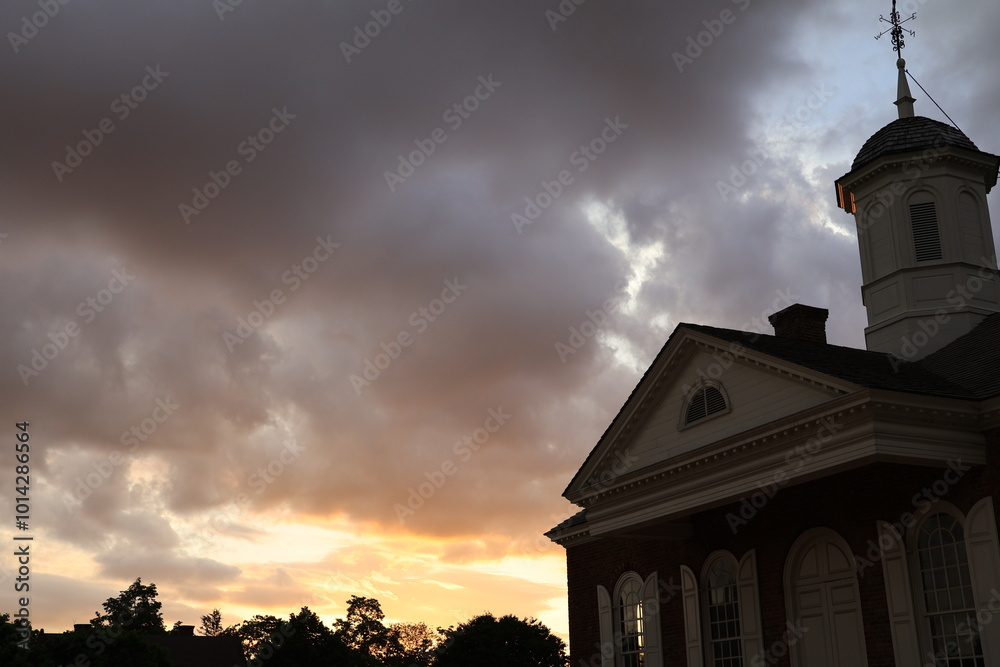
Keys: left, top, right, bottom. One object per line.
{"left": 852, "top": 115, "right": 979, "bottom": 171}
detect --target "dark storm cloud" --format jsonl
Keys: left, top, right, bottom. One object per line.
{"left": 2, "top": 0, "right": 999, "bottom": 624}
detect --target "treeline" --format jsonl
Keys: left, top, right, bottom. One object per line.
{"left": 0, "top": 578, "right": 568, "bottom": 667}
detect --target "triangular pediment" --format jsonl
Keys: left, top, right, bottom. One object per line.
{"left": 565, "top": 326, "right": 859, "bottom": 502}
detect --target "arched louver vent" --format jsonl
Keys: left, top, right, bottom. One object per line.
{"left": 685, "top": 386, "right": 727, "bottom": 425}
{"left": 909, "top": 202, "right": 942, "bottom": 262}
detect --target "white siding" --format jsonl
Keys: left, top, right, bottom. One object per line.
{"left": 627, "top": 351, "right": 838, "bottom": 468}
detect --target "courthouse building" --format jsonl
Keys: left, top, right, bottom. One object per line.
{"left": 548, "top": 36, "right": 1000, "bottom": 667}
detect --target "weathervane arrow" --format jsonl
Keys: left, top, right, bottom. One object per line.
{"left": 876, "top": 0, "right": 916, "bottom": 58}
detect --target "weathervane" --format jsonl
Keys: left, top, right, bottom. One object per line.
{"left": 876, "top": 0, "right": 916, "bottom": 58}
{"left": 876, "top": 0, "right": 919, "bottom": 119}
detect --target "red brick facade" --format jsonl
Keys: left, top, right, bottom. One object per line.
{"left": 565, "top": 435, "right": 1000, "bottom": 666}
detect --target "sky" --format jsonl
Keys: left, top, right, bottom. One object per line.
{"left": 2, "top": 0, "right": 1000, "bottom": 645}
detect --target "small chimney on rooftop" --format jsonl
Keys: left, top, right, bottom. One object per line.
{"left": 768, "top": 304, "right": 828, "bottom": 344}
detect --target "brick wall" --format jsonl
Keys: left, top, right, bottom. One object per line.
{"left": 564, "top": 455, "right": 1000, "bottom": 667}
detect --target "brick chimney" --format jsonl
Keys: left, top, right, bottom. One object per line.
{"left": 768, "top": 304, "right": 828, "bottom": 344}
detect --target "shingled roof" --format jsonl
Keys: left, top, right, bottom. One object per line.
{"left": 851, "top": 115, "right": 980, "bottom": 171}
{"left": 682, "top": 322, "right": 973, "bottom": 399}
{"left": 916, "top": 312, "right": 1000, "bottom": 399}
{"left": 544, "top": 510, "right": 587, "bottom": 538}
{"left": 685, "top": 313, "right": 1000, "bottom": 401}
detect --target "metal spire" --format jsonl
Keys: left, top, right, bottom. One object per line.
{"left": 876, "top": 0, "right": 917, "bottom": 118}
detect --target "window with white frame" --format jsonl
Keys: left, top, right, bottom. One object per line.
{"left": 878, "top": 498, "right": 1000, "bottom": 666}
{"left": 914, "top": 512, "right": 984, "bottom": 666}
{"left": 681, "top": 551, "right": 763, "bottom": 667}
{"left": 597, "top": 572, "right": 663, "bottom": 667}
{"left": 681, "top": 549, "right": 763, "bottom": 667}
{"left": 618, "top": 574, "right": 646, "bottom": 667}
{"left": 706, "top": 557, "right": 743, "bottom": 667}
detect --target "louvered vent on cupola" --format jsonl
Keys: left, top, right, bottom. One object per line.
{"left": 684, "top": 385, "right": 728, "bottom": 426}
{"left": 909, "top": 202, "right": 943, "bottom": 261}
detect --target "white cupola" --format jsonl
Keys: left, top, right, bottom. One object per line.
{"left": 834, "top": 56, "right": 1000, "bottom": 360}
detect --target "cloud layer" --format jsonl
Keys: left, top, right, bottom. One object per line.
{"left": 2, "top": 0, "right": 999, "bottom": 636}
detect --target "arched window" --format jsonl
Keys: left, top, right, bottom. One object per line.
{"left": 597, "top": 572, "right": 664, "bottom": 667}
{"left": 878, "top": 498, "right": 1000, "bottom": 665}
{"left": 617, "top": 574, "right": 645, "bottom": 667}
{"left": 914, "top": 512, "right": 984, "bottom": 665}
{"left": 681, "top": 551, "right": 763, "bottom": 667}
{"left": 682, "top": 382, "right": 729, "bottom": 428}
{"left": 706, "top": 558, "right": 742, "bottom": 667}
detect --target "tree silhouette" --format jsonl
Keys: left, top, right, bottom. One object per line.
{"left": 227, "top": 613, "right": 288, "bottom": 664}
{"left": 2, "top": 584, "right": 566, "bottom": 667}
{"left": 386, "top": 621, "right": 436, "bottom": 667}
{"left": 6, "top": 620, "right": 171, "bottom": 667}
{"left": 0, "top": 614, "right": 32, "bottom": 666}
{"left": 279, "top": 606, "right": 361, "bottom": 666}
{"left": 91, "top": 578, "right": 165, "bottom": 634}
{"left": 228, "top": 606, "right": 362, "bottom": 666}
{"left": 334, "top": 595, "right": 400, "bottom": 661}
{"left": 433, "top": 613, "right": 567, "bottom": 667}
{"left": 199, "top": 608, "right": 224, "bottom": 636}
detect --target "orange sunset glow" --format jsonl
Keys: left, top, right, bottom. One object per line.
{"left": 3, "top": 0, "right": 1000, "bottom": 662}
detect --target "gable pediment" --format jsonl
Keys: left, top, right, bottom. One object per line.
{"left": 565, "top": 327, "right": 857, "bottom": 502}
